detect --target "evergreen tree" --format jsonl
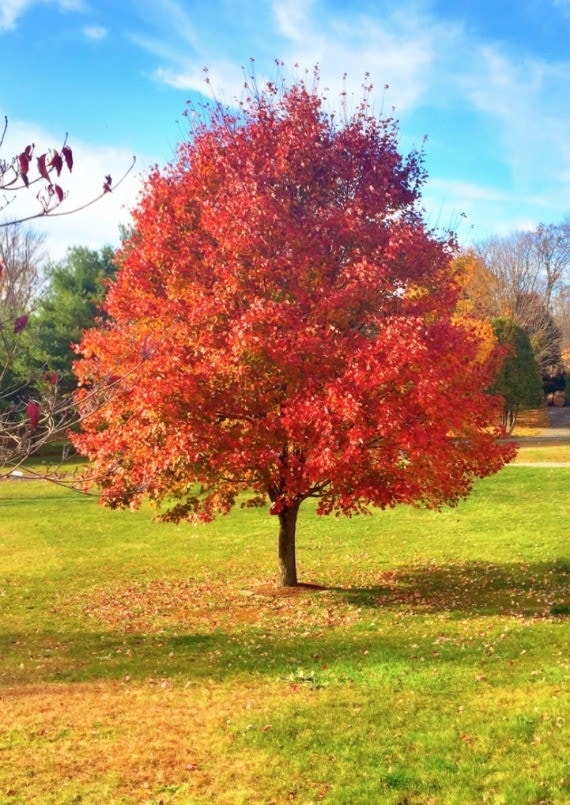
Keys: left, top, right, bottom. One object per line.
{"left": 16, "top": 246, "right": 116, "bottom": 392}
{"left": 491, "top": 318, "right": 544, "bottom": 431}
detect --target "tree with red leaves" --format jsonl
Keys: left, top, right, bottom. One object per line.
{"left": 72, "top": 71, "right": 514, "bottom": 586}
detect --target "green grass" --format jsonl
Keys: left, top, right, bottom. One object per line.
{"left": 0, "top": 457, "right": 569, "bottom": 803}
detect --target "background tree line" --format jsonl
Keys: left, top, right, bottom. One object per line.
{"left": 1, "top": 229, "right": 115, "bottom": 389}
{"left": 0, "top": 228, "right": 116, "bottom": 464}
{"left": 0, "top": 119, "right": 133, "bottom": 471}
{"left": 1, "top": 216, "right": 569, "bottom": 453}
{"left": 452, "top": 220, "right": 569, "bottom": 428}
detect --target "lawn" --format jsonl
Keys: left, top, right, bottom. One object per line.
{"left": 0, "top": 454, "right": 568, "bottom": 803}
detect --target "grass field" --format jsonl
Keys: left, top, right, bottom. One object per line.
{"left": 0, "top": 447, "right": 569, "bottom": 803}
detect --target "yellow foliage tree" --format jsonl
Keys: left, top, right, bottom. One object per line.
{"left": 451, "top": 251, "right": 497, "bottom": 363}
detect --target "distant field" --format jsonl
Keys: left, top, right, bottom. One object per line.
{"left": 514, "top": 442, "right": 570, "bottom": 463}
{"left": 0, "top": 458, "right": 568, "bottom": 803}
{"left": 513, "top": 406, "right": 570, "bottom": 462}
{"left": 512, "top": 407, "right": 551, "bottom": 435}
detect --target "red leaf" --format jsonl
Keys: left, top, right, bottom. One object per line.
{"left": 50, "top": 151, "right": 63, "bottom": 176}
{"left": 13, "top": 315, "right": 29, "bottom": 334}
{"left": 62, "top": 145, "right": 73, "bottom": 172}
{"left": 18, "top": 152, "right": 30, "bottom": 183}
{"left": 37, "top": 153, "right": 50, "bottom": 182}
{"left": 48, "top": 184, "right": 64, "bottom": 203}
{"left": 26, "top": 400, "right": 40, "bottom": 431}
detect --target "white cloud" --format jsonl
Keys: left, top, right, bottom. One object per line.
{"left": 0, "top": 0, "right": 85, "bottom": 32}
{"left": 423, "top": 171, "right": 570, "bottom": 245}
{"left": 129, "top": 0, "right": 201, "bottom": 51}
{"left": 421, "top": 178, "right": 507, "bottom": 239}
{"left": 142, "top": 0, "right": 462, "bottom": 119}
{"left": 0, "top": 0, "right": 37, "bottom": 31}
{"left": 152, "top": 60, "right": 251, "bottom": 105}
{"left": 129, "top": 1, "right": 250, "bottom": 103}
{"left": 428, "top": 179, "right": 507, "bottom": 204}
{"left": 82, "top": 24, "right": 108, "bottom": 41}
{"left": 458, "top": 43, "right": 570, "bottom": 199}
{"left": 152, "top": 66, "right": 204, "bottom": 92}
{"left": 264, "top": 2, "right": 457, "bottom": 112}
{"left": 272, "top": 0, "right": 316, "bottom": 42}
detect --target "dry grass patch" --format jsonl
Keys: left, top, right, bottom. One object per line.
{"left": 512, "top": 407, "right": 550, "bottom": 436}
{"left": 513, "top": 443, "right": 570, "bottom": 463}
{"left": 0, "top": 679, "right": 300, "bottom": 803}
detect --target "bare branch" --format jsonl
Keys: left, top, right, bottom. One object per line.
{"left": 0, "top": 117, "right": 136, "bottom": 228}
{"left": 1, "top": 158, "right": 137, "bottom": 228}
{"left": 0, "top": 358, "right": 146, "bottom": 480}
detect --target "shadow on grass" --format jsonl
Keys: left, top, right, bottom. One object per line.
{"left": 0, "top": 492, "right": 92, "bottom": 505}
{"left": 0, "top": 559, "right": 567, "bottom": 688}
{"left": 334, "top": 557, "right": 570, "bottom": 618}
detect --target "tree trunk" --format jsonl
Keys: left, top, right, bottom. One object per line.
{"left": 278, "top": 504, "right": 299, "bottom": 586}
{"left": 502, "top": 403, "right": 518, "bottom": 434}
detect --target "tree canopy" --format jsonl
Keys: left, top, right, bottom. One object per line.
{"left": 72, "top": 73, "right": 515, "bottom": 585}
{"left": 0, "top": 244, "right": 117, "bottom": 472}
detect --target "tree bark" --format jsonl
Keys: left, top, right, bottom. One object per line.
{"left": 278, "top": 504, "right": 299, "bottom": 586}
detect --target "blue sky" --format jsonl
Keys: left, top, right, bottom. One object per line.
{"left": 1, "top": 0, "right": 570, "bottom": 258}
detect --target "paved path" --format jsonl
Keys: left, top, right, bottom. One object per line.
{"left": 513, "top": 406, "right": 570, "bottom": 444}
{"left": 512, "top": 405, "right": 570, "bottom": 466}
{"left": 537, "top": 405, "right": 570, "bottom": 439}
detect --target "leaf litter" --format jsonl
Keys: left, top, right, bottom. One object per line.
{"left": 71, "top": 556, "right": 568, "bottom": 638}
